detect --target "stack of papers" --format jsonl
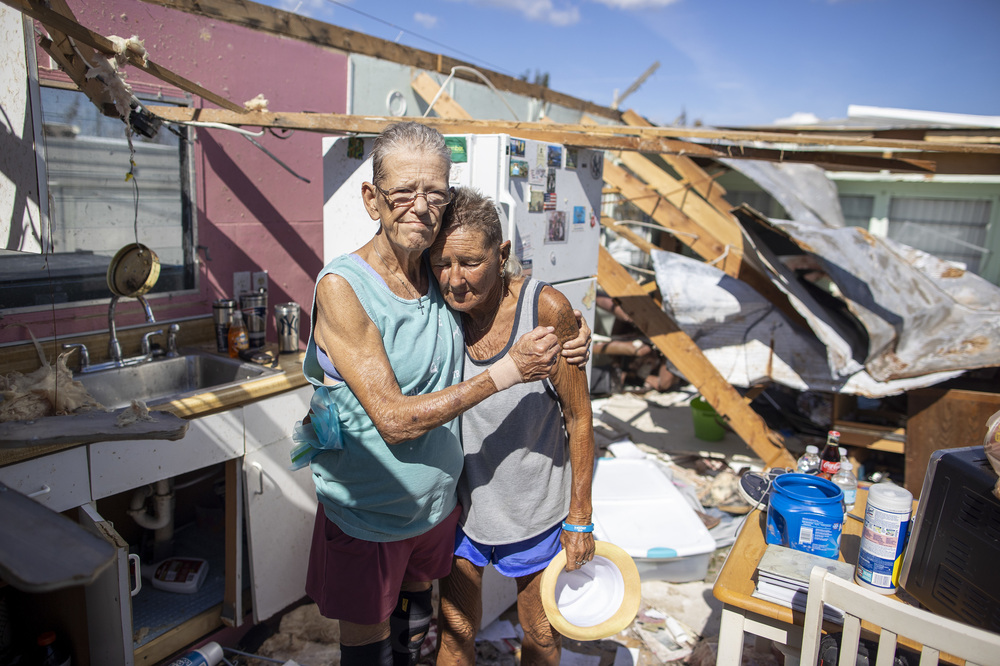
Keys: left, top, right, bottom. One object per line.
{"left": 752, "top": 544, "right": 854, "bottom": 623}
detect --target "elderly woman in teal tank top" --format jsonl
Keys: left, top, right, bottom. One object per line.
{"left": 297, "top": 122, "right": 591, "bottom": 666}
{"left": 431, "top": 187, "right": 597, "bottom": 666}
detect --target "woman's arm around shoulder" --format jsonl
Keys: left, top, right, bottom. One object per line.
{"left": 537, "top": 285, "right": 596, "bottom": 571}
{"left": 314, "top": 273, "right": 559, "bottom": 445}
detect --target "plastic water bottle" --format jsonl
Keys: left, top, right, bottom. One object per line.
{"left": 795, "top": 445, "right": 821, "bottom": 474}
{"left": 832, "top": 461, "right": 858, "bottom": 511}
{"left": 164, "top": 642, "right": 223, "bottom": 666}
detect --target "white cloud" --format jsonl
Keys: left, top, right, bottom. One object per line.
{"left": 473, "top": 0, "right": 581, "bottom": 26}
{"left": 413, "top": 12, "right": 439, "bottom": 29}
{"left": 590, "top": 0, "right": 681, "bottom": 8}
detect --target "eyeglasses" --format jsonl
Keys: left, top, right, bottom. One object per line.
{"left": 374, "top": 183, "right": 452, "bottom": 209}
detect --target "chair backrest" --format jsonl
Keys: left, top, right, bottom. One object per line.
{"left": 800, "top": 565, "right": 1000, "bottom": 666}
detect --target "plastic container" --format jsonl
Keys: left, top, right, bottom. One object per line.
{"left": 690, "top": 397, "right": 725, "bottom": 442}
{"left": 796, "top": 445, "right": 821, "bottom": 474}
{"left": 36, "top": 631, "right": 71, "bottom": 666}
{"left": 149, "top": 557, "right": 209, "bottom": 594}
{"left": 164, "top": 642, "right": 223, "bottom": 666}
{"left": 765, "top": 473, "right": 844, "bottom": 558}
{"left": 591, "top": 458, "right": 716, "bottom": 582}
{"left": 855, "top": 482, "right": 912, "bottom": 594}
{"left": 227, "top": 311, "right": 249, "bottom": 359}
{"left": 832, "top": 462, "right": 858, "bottom": 511}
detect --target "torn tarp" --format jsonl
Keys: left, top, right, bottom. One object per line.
{"left": 651, "top": 206, "right": 1000, "bottom": 397}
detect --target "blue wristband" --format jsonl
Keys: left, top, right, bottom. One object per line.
{"left": 561, "top": 521, "right": 594, "bottom": 533}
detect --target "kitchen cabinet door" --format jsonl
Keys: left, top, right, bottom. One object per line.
{"left": 243, "top": 388, "right": 317, "bottom": 623}
{"left": 78, "top": 502, "right": 135, "bottom": 666}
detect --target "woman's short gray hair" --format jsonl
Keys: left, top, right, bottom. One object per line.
{"left": 441, "top": 187, "right": 522, "bottom": 278}
{"left": 371, "top": 122, "right": 452, "bottom": 186}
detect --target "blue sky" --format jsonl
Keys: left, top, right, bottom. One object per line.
{"left": 260, "top": 0, "right": 999, "bottom": 127}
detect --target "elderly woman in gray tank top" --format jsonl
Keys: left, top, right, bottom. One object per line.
{"left": 431, "top": 187, "right": 596, "bottom": 665}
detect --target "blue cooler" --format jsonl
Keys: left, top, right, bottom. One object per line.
{"left": 766, "top": 473, "right": 844, "bottom": 558}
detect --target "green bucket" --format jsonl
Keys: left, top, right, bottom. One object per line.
{"left": 690, "top": 396, "right": 726, "bottom": 441}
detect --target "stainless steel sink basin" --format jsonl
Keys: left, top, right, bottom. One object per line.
{"left": 76, "top": 350, "right": 284, "bottom": 410}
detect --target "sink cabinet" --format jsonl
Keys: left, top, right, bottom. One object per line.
{"left": 0, "top": 446, "right": 91, "bottom": 512}
{"left": 0, "top": 384, "right": 316, "bottom": 665}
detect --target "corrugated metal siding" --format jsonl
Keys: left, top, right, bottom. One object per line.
{"left": 839, "top": 195, "right": 875, "bottom": 229}
{"left": 888, "top": 197, "right": 991, "bottom": 273}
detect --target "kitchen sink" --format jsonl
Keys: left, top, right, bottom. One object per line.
{"left": 76, "top": 350, "right": 284, "bottom": 410}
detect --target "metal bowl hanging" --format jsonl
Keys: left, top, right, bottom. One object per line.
{"left": 106, "top": 243, "right": 161, "bottom": 297}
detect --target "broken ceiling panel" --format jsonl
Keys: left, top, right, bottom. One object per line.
{"left": 766, "top": 218, "right": 1000, "bottom": 381}
{"left": 650, "top": 249, "right": 962, "bottom": 398}
{"left": 721, "top": 158, "right": 846, "bottom": 228}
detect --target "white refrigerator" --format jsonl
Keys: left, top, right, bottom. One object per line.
{"left": 322, "top": 133, "right": 605, "bottom": 339}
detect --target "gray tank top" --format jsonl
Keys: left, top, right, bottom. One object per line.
{"left": 458, "top": 278, "right": 571, "bottom": 545}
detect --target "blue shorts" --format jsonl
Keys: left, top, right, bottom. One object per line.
{"left": 454, "top": 522, "right": 562, "bottom": 578}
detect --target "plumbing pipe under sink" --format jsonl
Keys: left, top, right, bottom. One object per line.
{"left": 129, "top": 479, "right": 175, "bottom": 553}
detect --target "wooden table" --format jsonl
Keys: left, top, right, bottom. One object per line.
{"left": 712, "top": 488, "right": 916, "bottom": 664}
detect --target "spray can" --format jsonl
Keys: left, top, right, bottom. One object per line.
{"left": 855, "top": 482, "right": 913, "bottom": 594}
{"left": 164, "top": 641, "right": 223, "bottom": 666}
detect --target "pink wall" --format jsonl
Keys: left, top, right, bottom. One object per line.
{"left": 1, "top": 0, "right": 347, "bottom": 346}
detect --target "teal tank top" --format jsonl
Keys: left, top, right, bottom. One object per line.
{"left": 303, "top": 253, "right": 464, "bottom": 542}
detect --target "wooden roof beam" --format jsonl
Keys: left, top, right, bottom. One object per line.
{"left": 597, "top": 246, "right": 796, "bottom": 470}
{"left": 6, "top": 0, "right": 246, "bottom": 113}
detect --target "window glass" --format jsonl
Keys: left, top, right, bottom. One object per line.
{"left": 0, "top": 87, "right": 195, "bottom": 309}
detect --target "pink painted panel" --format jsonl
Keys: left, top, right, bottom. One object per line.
{"left": 2, "top": 0, "right": 347, "bottom": 347}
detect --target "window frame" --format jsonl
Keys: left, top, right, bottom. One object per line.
{"left": 2, "top": 76, "right": 199, "bottom": 314}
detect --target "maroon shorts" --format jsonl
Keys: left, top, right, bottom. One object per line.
{"left": 304, "top": 503, "right": 461, "bottom": 625}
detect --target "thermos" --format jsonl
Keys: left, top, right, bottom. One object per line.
{"left": 212, "top": 299, "right": 236, "bottom": 353}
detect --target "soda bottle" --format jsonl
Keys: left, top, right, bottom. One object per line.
{"left": 818, "top": 430, "right": 841, "bottom": 479}
{"left": 795, "top": 445, "right": 821, "bottom": 474}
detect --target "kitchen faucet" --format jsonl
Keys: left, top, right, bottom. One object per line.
{"left": 108, "top": 294, "right": 157, "bottom": 366}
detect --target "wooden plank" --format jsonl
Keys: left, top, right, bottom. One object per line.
{"left": 834, "top": 421, "right": 906, "bottom": 455}
{"left": 411, "top": 72, "right": 473, "bottom": 120}
{"left": 603, "top": 160, "right": 731, "bottom": 264}
{"left": 597, "top": 246, "right": 795, "bottom": 470}
{"left": 138, "top": 0, "right": 622, "bottom": 121}
{"left": 5, "top": 0, "right": 245, "bottom": 112}
{"left": 35, "top": 0, "right": 117, "bottom": 115}
{"left": 615, "top": 151, "right": 744, "bottom": 272}
{"left": 601, "top": 163, "right": 810, "bottom": 329}
{"left": 906, "top": 388, "right": 1000, "bottom": 495}
{"left": 621, "top": 109, "right": 731, "bottom": 211}
{"left": 0, "top": 408, "right": 189, "bottom": 448}
{"left": 221, "top": 457, "right": 243, "bottom": 627}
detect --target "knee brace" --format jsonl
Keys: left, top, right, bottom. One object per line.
{"left": 340, "top": 637, "right": 392, "bottom": 666}
{"left": 390, "top": 587, "right": 433, "bottom": 666}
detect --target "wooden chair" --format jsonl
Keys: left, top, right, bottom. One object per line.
{"left": 800, "top": 566, "right": 1000, "bottom": 666}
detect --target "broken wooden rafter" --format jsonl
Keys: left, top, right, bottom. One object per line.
{"left": 620, "top": 110, "right": 732, "bottom": 213}
{"left": 142, "top": 107, "right": 1000, "bottom": 174}
{"left": 597, "top": 247, "right": 797, "bottom": 470}
{"left": 5, "top": 0, "right": 245, "bottom": 113}
{"left": 138, "top": 0, "right": 621, "bottom": 121}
